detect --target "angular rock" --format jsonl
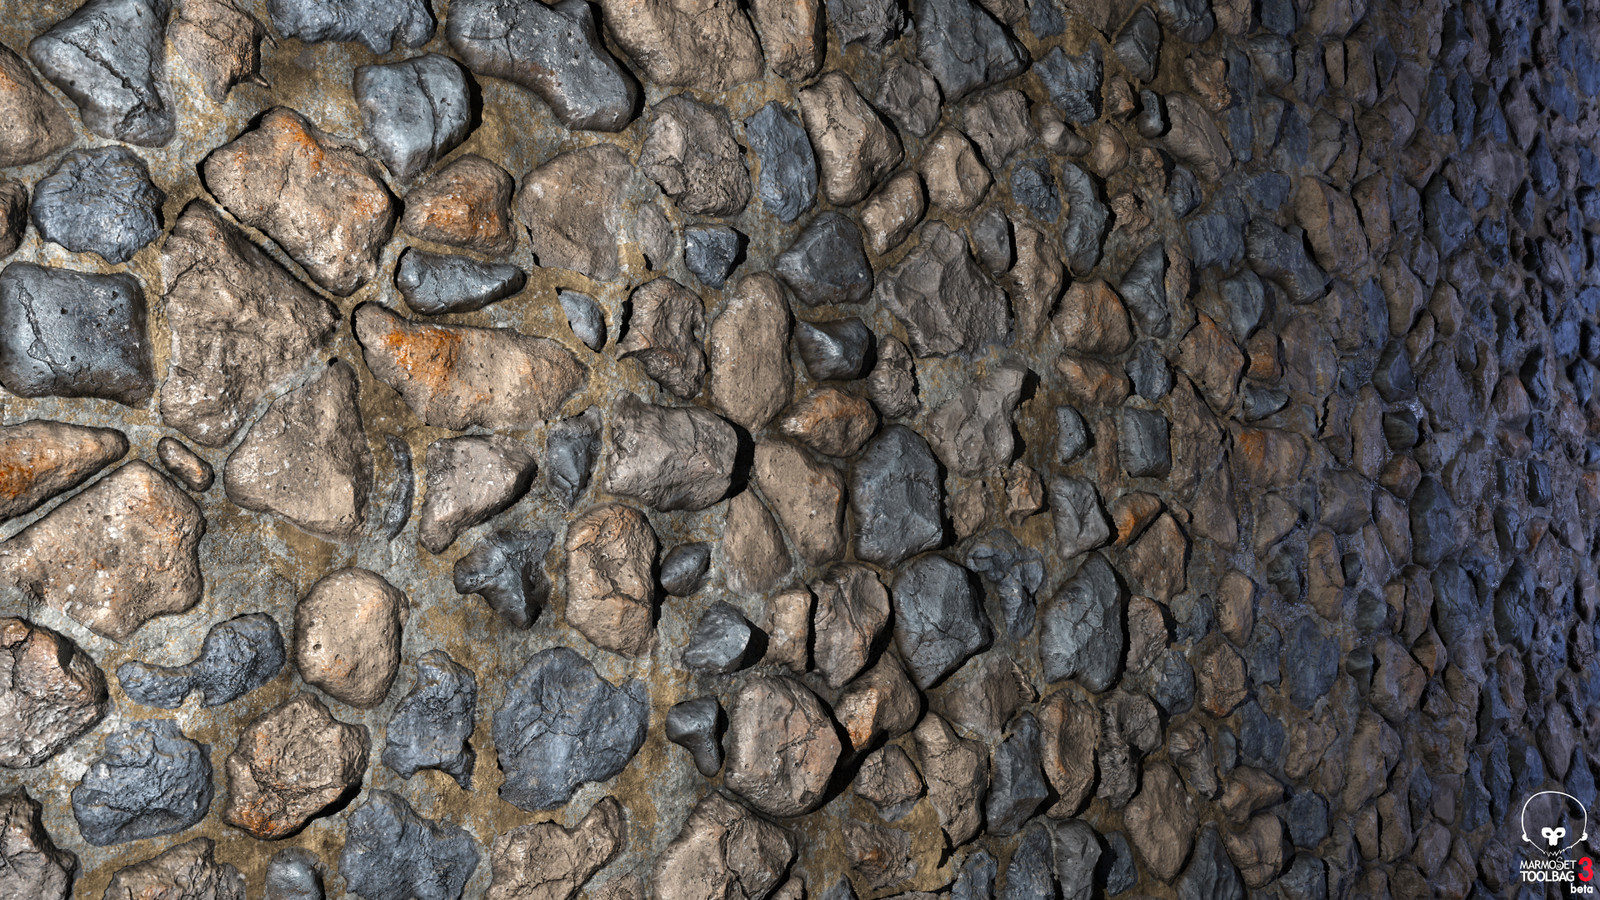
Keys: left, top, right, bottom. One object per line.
{"left": 383, "top": 650, "right": 477, "bottom": 788}
{"left": 203, "top": 108, "right": 397, "bottom": 295}
{"left": 619, "top": 277, "right": 706, "bottom": 399}
{"left": 30, "top": 0, "right": 174, "bottom": 146}
{"left": 1049, "top": 476, "right": 1111, "bottom": 560}
{"left": 725, "top": 674, "right": 841, "bottom": 817}
{"left": 1163, "top": 95, "right": 1230, "bottom": 182}
{"left": 850, "top": 425, "right": 944, "bottom": 567}
{"left": 751, "top": 439, "right": 845, "bottom": 564}
{"left": 31, "top": 146, "right": 164, "bottom": 264}
{"left": 666, "top": 697, "right": 724, "bottom": 776}
{"left": 841, "top": 819, "right": 915, "bottom": 889}
{"left": 1177, "top": 824, "right": 1243, "bottom": 900}
{"left": 868, "top": 336, "right": 919, "bottom": 418}
{"left": 875, "top": 59, "right": 942, "bottom": 138}
{"left": 295, "top": 568, "right": 405, "bottom": 709}
{"left": 0, "top": 43, "right": 73, "bottom": 167}
{"left": 810, "top": 564, "right": 891, "bottom": 687}
{"left": 836, "top": 654, "right": 920, "bottom": 751}
{"left": 268, "top": 0, "right": 432, "bottom": 52}
{"left": 763, "top": 587, "right": 812, "bottom": 671}
{"left": 401, "top": 156, "right": 516, "bottom": 255}
{"left": 0, "top": 618, "right": 107, "bottom": 768}
{"left": 707, "top": 274, "right": 793, "bottom": 431}
{"left": 265, "top": 849, "right": 323, "bottom": 900}
{"left": 355, "top": 54, "right": 471, "bottom": 183}
{"left": 117, "top": 613, "right": 285, "bottom": 709}
{"left": 453, "top": 528, "right": 554, "bottom": 628}
{"left": 1120, "top": 407, "right": 1171, "bottom": 477}
{"left": 396, "top": 249, "right": 526, "bottom": 316}
{"left": 72, "top": 719, "right": 213, "bottom": 846}
{"left": 683, "top": 602, "right": 757, "bottom": 674}
{"left": 101, "top": 839, "right": 243, "bottom": 900}
{"left": 987, "top": 714, "right": 1048, "bottom": 835}
{"left": 597, "top": 0, "right": 763, "bottom": 92}
{"left": 0, "top": 421, "right": 126, "bottom": 522}
{"left": 0, "top": 463, "right": 202, "bottom": 642}
{"left": 777, "top": 212, "right": 873, "bottom": 306}
{"left": 653, "top": 792, "right": 796, "bottom": 899}
{"left": 0, "top": 788, "right": 75, "bottom": 900}
{"left": 448, "top": 0, "right": 638, "bottom": 131}
{"left": 489, "top": 797, "right": 626, "bottom": 900}
{"left": 971, "top": 207, "right": 1012, "bottom": 275}
{"left": 493, "top": 647, "right": 649, "bottom": 810}
{"left": 1053, "top": 280, "right": 1133, "bottom": 355}
{"left": 1038, "top": 689, "right": 1097, "bottom": 816}
{"left": 600, "top": 394, "right": 737, "bottom": 511}
{"left": 965, "top": 530, "right": 1044, "bottom": 639}
{"left": 1035, "top": 45, "right": 1100, "bottom": 124}
{"left": 722, "top": 490, "right": 792, "bottom": 597}
{"left": 914, "top": 713, "right": 989, "bottom": 846}
{"left": 1059, "top": 162, "right": 1107, "bottom": 274}
{"left": 744, "top": 102, "right": 817, "bottom": 224}
{"left": 223, "top": 692, "right": 370, "bottom": 839}
{"left": 795, "top": 318, "right": 872, "bottom": 381}
{"left": 927, "top": 359, "right": 1028, "bottom": 476}
{"left": 1040, "top": 554, "right": 1123, "bottom": 692}
{"left": 0, "top": 263, "right": 152, "bottom": 406}
{"left": 419, "top": 435, "right": 536, "bottom": 554}
{"left": 642, "top": 97, "right": 750, "bottom": 217}
{"left": 544, "top": 407, "right": 601, "bottom": 508}
{"left": 564, "top": 503, "right": 658, "bottom": 656}
{"left": 778, "top": 388, "right": 878, "bottom": 458}
{"left": 893, "top": 554, "right": 990, "bottom": 689}
{"left": 798, "top": 72, "right": 903, "bottom": 206}
{"left": 170, "top": 0, "right": 268, "bottom": 102}
{"left": 355, "top": 303, "right": 586, "bottom": 431}
{"left": 920, "top": 128, "right": 991, "bottom": 214}
{"left": 1124, "top": 763, "right": 1198, "bottom": 882}
{"left": 1245, "top": 221, "right": 1326, "bottom": 304}
{"left": 916, "top": 0, "right": 1027, "bottom": 100}
{"left": 684, "top": 225, "right": 743, "bottom": 289}
{"left": 749, "top": 0, "right": 824, "bottom": 80}
{"left": 855, "top": 744, "right": 923, "bottom": 816}
{"left": 827, "top": 0, "right": 901, "bottom": 46}
{"left": 879, "top": 221, "right": 1010, "bottom": 357}
{"left": 517, "top": 145, "right": 635, "bottom": 280}
{"left": 860, "top": 171, "right": 925, "bottom": 256}
{"left": 341, "top": 790, "right": 479, "bottom": 900}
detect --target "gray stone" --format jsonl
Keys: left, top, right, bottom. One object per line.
{"left": 987, "top": 713, "right": 1048, "bottom": 835}
{"left": 685, "top": 225, "right": 744, "bottom": 289}
{"left": 1176, "top": 824, "right": 1244, "bottom": 900}
{"left": 31, "top": 146, "right": 164, "bottom": 264}
{"left": 545, "top": 407, "right": 601, "bottom": 509}
{"left": 101, "top": 839, "right": 244, "bottom": 900}
{"left": 383, "top": 650, "right": 477, "bottom": 788}
{"left": 1040, "top": 554, "right": 1123, "bottom": 691}
{"left": 378, "top": 436, "right": 414, "bottom": 541}
{"left": 849, "top": 425, "right": 945, "bottom": 567}
{"left": 265, "top": 848, "right": 323, "bottom": 900}
{"left": 927, "top": 359, "right": 1028, "bottom": 475}
{"left": 29, "top": 0, "right": 174, "bottom": 145}
{"left": 71, "top": 719, "right": 213, "bottom": 846}
{"left": 419, "top": 435, "right": 537, "bottom": 554}
{"left": 661, "top": 544, "right": 712, "bottom": 597}
{"left": 1120, "top": 407, "right": 1171, "bottom": 477}
{"left": 493, "top": 647, "right": 649, "bottom": 810}
{"left": 618, "top": 277, "right": 706, "bottom": 399}
{"left": 1035, "top": 44, "right": 1101, "bottom": 123}
{"left": 666, "top": 697, "right": 724, "bottom": 777}
{"left": 812, "top": 563, "right": 891, "bottom": 687}
{"left": 268, "top": 0, "right": 433, "bottom": 53}
{"left": 0, "top": 789, "right": 76, "bottom": 900}
{"left": 869, "top": 335, "right": 919, "bottom": 418}
{"left": 341, "top": 790, "right": 479, "bottom": 900}
{"left": 117, "top": 613, "right": 285, "bottom": 709}
{"left": 796, "top": 318, "right": 872, "bottom": 380}
{"left": 683, "top": 601, "right": 757, "bottom": 674}
{"left": 560, "top": 291, "right": 607, "bottom": 351}
{"left": 744, "top": 103, "right": 817, "bottom": 224}
{"left": 972, "top": 207, "right": 1013, "bottom": 275}
{"left": 355, "top": 54, "right": 472, "bottom": 182}
{"left": 1285, "top": 617, "right": 1338, "bottom": 710}
{"left": 1051, "top": 819, "right": 1101, "bottom": 900}
{"left": 642, "top": 96, "right": 750, "bottom": 217}
{"left": 453, "top": 528, "right": 553, "bottom": 628}
{"left": 965, "top": 529, "right": 1045, "bottom": 639}
{"left": 776, "top": 212, "right": 873, "bottom": 306}
{"left": 1244, "top": 221, "right": 1326, "bottom": 304}
{"left": 880, "top": 221, "right": 1011, "bottom": 357}
{"left": 1060, "top": 163, "right": 1107, "bottom": 274}
{"left": 1410, "top": 475, "right": 1456, "bottom": 567}
{"left": 893, "top": 554, "right": 990, "bottom": 689}
{"left": 1055, "top": 406, "right": 1088, "bottom": 463}
{"left": 1114, "top": 6, "right": 1161, "bottom": 82}
{"left": 953, "top": 850, "right": 997, "bottom": 900}
{"left": 916, "top": 0, "right": 1028, "bottom": 101}
{"left": 0, "top": 263, "right": 152, "bottom": 406}
{"left": 1049, "top": 476, "right": 1110, "bottom": 560}
{"left": 601, "top": 394, "right": 737, "bottom": 512}
{"left": 1000, "top": 824, "right": 1055, "bottom": 898}
{"left": 875, "top": 59, "right": 943, "bottom": 138}
{"left": 295, "top": 568, "right": 406, "bottom": 709}
{"left": 725, "top": 674, "right": 841, "bottom": 816}
{"left": 395, "top": 249, "right": 526, "bottom": 315}
{"left": 826, "top": 0, "right": 901, "bottom": 46}
{"left": 1120, "top": 241, "right": 1171, "bottom": 337}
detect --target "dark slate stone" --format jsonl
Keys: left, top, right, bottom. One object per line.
{"left": 1286, "top": 617, "right": 1339, "bottom": 709}
{"left": 1134, "top": 89, "right": 1166, "bottom": 139}
{"left": 892, "top": 554, "right": 990, "bottom": 689}
{"left": 354, "top": 54, "right": 472, "bottom": 182}
{"left": 1120, "top": 241, "right": 1170, "bottom": 337}
{"left": 31, "top": 146, "right": 165, "bottom": 264}
{"left": 545, "top": 407, "right": 602, "bottom": 508}
{"left": 270, "top": 0, "right": 434, "bottom": 54}
{"left": 1049, "top": 476, "right": 1110, "bottom": 560}
{"left": 492, "top": 647, "right": 650, "bottom": 810}
{"left": 826, "top": 0, "right": 903, "bottom": 47}
{"left": 1126, "top": 342, "right": 1171, "bottom": 400}
{"left": 1055, "top": 405, "right": 1089, "bottom": 463}
{"left": 1169, "top": 167, "right": 1202, "bottom": 217}
{"left": 1152, "top": 649, "right": 1195, "bottom": 715}
{"left": 380, "top": 434, "right": 415, "bottom": 541}
{"left": 776, "top": 212, "right": 873, "bottom": 305}
{"left": 1039, "top": 553, "right": 1122, "bottom": 691}
{"left": 682, "top": 601, "right": 757, "bottom": 674}
{"left": 395, "top": 249, "right": 526, "bottom": 315}
{"left": 1242, "top": 384, "right": 1288, "bottom": 420}
{"left": 1010, "top": 157, "right": 1061, "bottom": 223}
{"left": 660, "top": 542, "right": 712, "bottom": 596}
{"left": 1187, "top": 212, "right": 1244, "bottom": 270}
{"left": 1028, "top": 0, "right": 1065, "bottom": 36}
{"left": 1051, "top": 819, "right": 1101, "bottom": 900}
{"left": 1101, "top": 832, "right": 1137, "bottom": 895}
{"left": 559, "top": 291, "right": 606, "bottom": 351}
{"left": 665, "top": 696, "right": 724, "bottom": 776}
{"left": 1410, "top": 476, "right": 1455, "bottom": 567}
{"left": 1217, "top": 270, "right": 1267, "bottom": 338}
{"left": 452, "top": 528, "right": 553, "bottom": 628}
{"left": 1113, "top": 6, "right": 1160, "bottom": 82}
{"left": 850, "top": 425, "right": 945, "bottom": 567}
{"left": 29, "top": 0, "right": 174, "bottom": 146}
{"left": 1277, "top": 855, "right": 1327, "bottom": 900}
{"left": 795, "top": 318, "right": 873, "bottom": 380}
{"left": 916, "top": 0, "right": 1029, "bottom": 101}
{"left": 954, "top": 850, "right": 998, "bottom": 900}
{"left": 266, "top": 848, "right": 324, "bottom": 900}
{"left": 1287, "top": 790, "right": 1329, "bottom": 848}
{"left": 972, "top": 206, "right": 1013, "bottom": 275}
{"left": 965, "top": 530, "right": 1045, "bottom": 639}
{"left": 383, "top": 650, "right": 478, "bottom": 788}
{"left": 745, "top": 102, "right": 818, "bottom": 224}
{"left": 1247, "top": 623, "right": 1281, "bottom": 687}
{"left": 1035, "top": 44, "right": 1101, "bottom": 124}
{"left": 1060, "top": 163, "right": 1107, "bottom": 274}
{"left": 339, "top": 790, "right": 479, "bottom": 900}
{"left": 71, "top": 719, "right": 213, "bottom": 846}
{"left": 0, "top": 262, "right": 153, "bottom": 405}
{"left": 1424, "top": 177, "right": 1472, "bottom": 260}
{"left": 1244, "top": 221, "right": 1325, "bottom": 304}
{"left": 117, "top": 613, "right": 286, "bottom": 709}
{"left": 1000, "top": 824, "right": 1056, "bottom": 899}
{"left": 1237, "top": 699, "right": 1284, "bottom": 768}
{"left": 1156, "top": 0, "right": 1213, "bottom": 41}
{"left": 1119, "top": 407, "right": 1171, "bottom": 477}
{"left": 986, "top": 713, "right": 1048, "bottom": 836}
{"left": 684, "top": 225, "right": 744, "bottom": 289}
{"left": 1176, "top": 824, "right": 1243, "bottom": 900}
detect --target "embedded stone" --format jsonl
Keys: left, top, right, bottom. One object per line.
{"left": 725, "top": 674, "right": 841, "bottom": 817}
{"left": 0, "top": 788, "right": 75, "bottom": 900}
{"left": 826, "top": 0, "right": 902, "bottom": 46}
{"left": 986, "top": 713, "right": 1048, "bottom": 835}
{"left": 600, "top": 394, "right": 737, "bottom": 512}
{"left": 1040, "top": 554, "right": 1124, "bottom": 692}
{"left": 517, "top": 145, "right": 636, "bottom": 280}
{"left": 920, "top": 128, "right": 991, "bottom": 214}
{"left": 913, "top": 713, "right": 988, "bottom": 846}
{"left": 836, "top": 653, "right": 919, "bottom": 751}
{"left": 223, "top": 692, "right": 370, "bottom": 839}
{"left": 157, "top": 438, "right": 213, "bottom": 492}
{"left": 795, "top": 318, "right": 872, "bottom": 381}
{"left": 354, "top": 54, "right": 471, "bottom": 182}
{"left": 850, "top": 425, "right": 944, "bottom": 567}
{"left": 666, "top": 697, "right": 724, "bottom": 776}
{"left": 763, "top": 587, "right": 812, "bottom": 671}
{"left": 597, "top": 0, "right": 764, "bottom": 93}
{"left": 0, "top": 43, "right": 73, "bottom": 167}
{"left": 0, "top": 420, "right": 126, "bottom": 522}
{"left": 653, "top": 792, "right": 796, "bottom": 899}
{"left": 798, "top": 72, "right": 903, "bottom": 206}
{"left": 916, "top": 0, "right": 1028, "bottom": 100}
{"left": 926, "top": 359, "right": 1028, "bottom": 475}
{"left": 776, "top": 212, "right": 873, "bottom": 306}
{"left": 1124, "top": 763, "right": 1198, "bottom": 882}
{"left": 1059, "top": 162, "right": 1107, "bottom": 274}
{"left": 30, "top": 0, "right": 174, "bottom": 146}
{"left": 101, "top": 839, "right": 244, "bottom": 900}
{"left": 545, "top": 407, "right": 601, "bottom": 508}
{"left": 419, "top": 434, "right": 537, "bottom": 554}
{"left": 488, "top": 797, "right": 626, "bottom": 900}
{"left": 453, "top": 528, "right": 554, "bottom": 628}
{"left": 749, "top": 0, "right": 825, "bottom": 80}
{"left": 383, "top": 650, "right": 477, "bottom": 788}
{"left": 31, "top": 146, "right": 164, "bottom": 264}
{"left": 395, "top": 249, "right": 527, "bottom": 316}
{"left": 117, "top": 613, "right": 285, "bottom": 709}
{"left": 170, "top": 0, "right": 268, "bottom": 102}
{"left": 744, "top": 102, "right": 817, "bottom": 224}
{"left": 685, "top": 225, "right": 743, "bottom": 289}
{"left": 1053, "top": 280, "right": 1133, "bottom": 355}
{"left": 265, "top": 848, "right": 323, "bottom": 900}
{"left": 810, "top": 564, "right": 890, "bottom": 687}
{"left": 722, "top": 490, "right": 792, "bottom": 596}
{"left": 860, "top": 170, "right": 926, "bottom": 256}
{"left": 618, "top": 277, "right": 706, "bottom": 399}
{"left": 874, "top": 59, "right": 942, "bottom": 138}
{"left": 340, "top": 790, "right": 480, "bottom": 900}
{"left": 868, "top": 336, "right": 919, "bottom": 418}
{"left": 560, "top": 292, "right": 607, "bottom": 352}
{"left": 0, "top": 263, "right": 153, "bottom": 406}
{"left": 0, "top": 179, "right": 24, "bottom": 259}
{"left": 965, "top": 529, "right": 1045, "bottom": 639}
{"left": 71, "top": 719, "right": 213, "bottom": 846}
{"left": 778, "top": 388, "right": 878, "bottom": 458}
{"left": 683, "top": 601, "right": 757, "bottom": 674}
{"left": 294, "top": 568, "right": 406, "bottom": 709}
{"left": 402, "top": 155, "right": 517, "bottom": 255}
{"left": 564, "top": 503, "right": 658, "bottom": 656}
{"left": 1039, "top": 689, "right": 1097, "bottom": 816}
{"left": 879, "top": 221, "right": 1010, "bottom": 357}
{"left": 0, "top": 618, "right": 108, "bottom": 768}
{"left": 641, "top": 96, "right": 750, "bottom": 217}
{"left": 707, "top": 273, "right": 793, "bottom": 431}
{"left": 893, "top": 554, "right": 989, "bottom": 689}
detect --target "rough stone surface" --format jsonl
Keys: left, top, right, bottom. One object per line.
{"left": 913, "top": 713, "right": 988, "bottom": 846}
{"left": 340, "top": 790, "right": 479, "bottom": 900}
{"left": 752, "top": 439, "right": 845, "bottom": 566}
{"left": 294, "top": 567, "right": 406, "bottom": 708}
{"left": 744, "top": 102, "right": 817, "bottom": 224}
{"left": 1039, "top": 554, "right": 1123, "bottom": 692}
{"left": 618, "top": 277, "right": 706, "bottom": 399}
{"left": 666, "top": 697, "right": 724, "bottom": 777}
{"left": 396, "top": 249, "right": 527, "bottom": 316}
{"left": 453, "top": 528, "right": 554, "bottom": 628}
{"left": 0, "top": 263, "right": 153, "bottom": 406}
{"left": 597, "top": 0, "right": 764, "bottom": 92}
{"left": 892, "top": 554, "right": 990, "bottom": 689}
{"left": 927, "top": 360, "right": 1027, "bottom": 476}
{"left": 811, "top": 563, "right": 890, "bottom": 687}
{"left": 29, "top": 0, "right": 174, "bottom": 146}
{"left": 222, "top": 692, "right": 369, "bottom": 839}
{"left": 879, "top": 221, "right": 1011, "bottom": 357}
{"left": 354, "top": 54, "right": 472, "bottom": 182}
{"left": 0, "top": 420, "right": 126, "bottom": 522}
{"left": 798, "top": 72, "right": 903, "bottom": 206}
{"left": 725, "top": 674, "right": 841, "bottom": 817}
{"left": 600, "top": 394, "right": 737, "bottom": 512}
{"left": 268, "top": 0, "right": 432, "bottom": 53}
{"left": 31, "top": 146, "right": 164, "bottom": 264}
{"left": 682, "top": 601, "right": 757, "bottom": 674}
{"left": 71, "top": 719, "right": 213, "bottom": 846}
{"left": 264, "top": 848, "right": 322, "bottom": 900}
{"left": 100, "top": 838, "right": 244, "bottom": 900}
{"left": 383, "top": 650, "right": 477, "bottom": 788}
{"left": 170, "top": 0, "right": 268, "bottom": 102}
{"left": 564, "top": 504, "right": 657, "bottom": 656}
{"left": 0, "top": 43, "right": 73, "bottom": 167}
{"left": 401, "top": 155, "right": 517, "bottom": 255}
{"left": 849, "top": 425, "right": 944, "bottom": 567}
{"left": 776, "top": 212, "right": 872, "bottom": 306}
{"left": 488, "top": 796, "right": 625, "bottom": 900}
{"left": 418, "top": 434, "right": 537, "bottom": 554}
{"left": 117, "top": 613, "right": 285, "bottom": 709}
{"left": 707, "top": 273, "right": 792, "bottom": 431}
{"left": 0, "top": 618, "right": 107, "bottom": 768}
{"left": 516, "top": 145, "right": 637, "bottom": 280}
{"left": 0, "top": 788, "right": 75, "bottom": 900}
{"left": 916, "top": 0, "right": 1028, "bottom": 100}
{"left": 641, "top": 96, "right": 750, "bottom": 217}
{"left": 652, "top": 792, "right": 796, "bottom": 899}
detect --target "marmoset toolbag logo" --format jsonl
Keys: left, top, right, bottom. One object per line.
{"left": 1519, "top": 790, "right": 1597, "bottom": 892}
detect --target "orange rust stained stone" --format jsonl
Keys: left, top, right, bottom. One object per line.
{"left": 0, "top": 420, "right": 127, "bottom": 521}
{"left": 223, "top": 692, "right": 370, "bottom": 840}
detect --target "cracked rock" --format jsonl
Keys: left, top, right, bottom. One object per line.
{"left": 598, "top": 0, "right": 763, "bottom": 92}
{"left": 453, "top": 528, "right": 554, "bottom": 628}
{"left": 170, "top": 0, "right": 268, "bottom": 102}
{"left": 268, "top": 0, "right": 433, "bottom": 54}
{"left": 868, "top": 336, "right": 918, "bottom": 417}
{"left": 855, "top": 744, "right": 922, "bottom": 816}
{"left": 159, "top": 201, "right": 337, "bottom": 447}
{"left": 517, "top": 145, "right": 637, "bottom": 280}
{"left": 921, "top": 128, "right": 992, "bottom": 214}
{"left": 1054, "top": 280, "right": 1133, "bottom": 355}
{"left": 223, "top": 692, "right": 370, "bottom": 839}
{"left": 875, "top": 59, "right": 942, "bottom": 138}
{"left": 355, "top": 54, "right": 472, "bottom": 182}
{"left": 341, "top": 790, "right": 479, "bottom": 900}
{"left": 667, "top": 697, "right": 724, "bottom": 776}
{"left": 265, "top": 848, "right": 323, "bottom": 900}
{"left": 685, "top": 224, "right": 743, "bottom": 289}
{"left": 31, "top": 146, "right": 164, "bottom": 264}
{"left": 914, "top": 713, "right": 988, "bottom": 846}
{"left": 493, "top": 646, "right": 649, "bottom": 810}
{"left": 619, "top": 277, "right": 706, "bottom": 399}
{"left": 383, "top": 650, "right": 477, "bottom": 788}
{"left": 779, "top": 388, "right": 878, "bottom": 458}
{"left": 30, "top": 0, "right": 174, "bottom": 146}
{"left": 1040, "top": 554, "right": 1124, "bottom": 692}
{"left": 1124, "top": 763, "right": 1197, "bottom": 882}
{"left": 987, "top": 714, "right": 1048, "bottom": 835}
{"left": 0, "top": 462, "right": 203, "bottom": 642}
{"left": 101, "top": 839, "right": 243, "bottom": 900}
{"left": 0, "top": 263, "right": 153, "bottom": 406}
{"left": 564, "top": 503, "right": 658, "bottom": 656}
{"left": 725, "top": 674, "right": 841, "bottom": 817}
{"left": 916, "top": 0, "right": 1027, "bottom": 100}
{"left": 295, "top": 568, "right": 406, "bottom": 708}
{"left": 401, "top": 155, "right": 516, "bottom": 256}
{"left": 448, "top": 0, "right": 638, "bottom": 132}
{"left": 879, "top": 221, "right": 1011, "bottom": 357}
{"left": 684, "top": 601, "right": 758, "bottom": 674}
{"left": 827, "top": 0, "right": 901, "bottom": 46}
{"left": 707, "top": 273, "right": 793, "bottom": 431}
{"left": 544, "top": 407, "right": 601, "bottom": 508}
{"left": 850, "top": 425, "right": 944, "bottom": 567}
{"left": 653, "top": 792, "right": 796, "bottom": 899}
{"left": 837, "top": 653, "right": 919, "bottom": 751}
{"left": 601, "top": 394, "right": 737, "bottom": 511}
{"left": 0, "top": 43, "right": 73, "bottom": 167}
{"left": 744, "top": 102, "right": 817, "bottom": 224}
{"left": 965, "top": 530, "right": 1044, "bottom": 639}
{"left": 798, "top": 72, "right": 903, "bottom": 206}
{"left": 642, "top": 96, "right": 750, "bottom": 217}
{"left": 749, "top": 0, "right": 824, "bottom": 80}
{"left": 893, "top": 554, "right": 990, "bottom": 688}
{"left": 1059, "top": 162, "right": 1107, "bottom": 274}
{"left": 204, "top": 108, "right": 397, "bottom": 296}
{"left": 777, "top": 212, "right": 873, "bottom": 306}
{"left": 419, "top": 434, "right": 537, "bottom": 554}
{"left": 355, "top": 303, "right": 586, "bottom": 431}
{"left": 0, "top": 420, "right": 126, "bottom": 522}
{"left": 224, "top": 360, "right": 372, "bottom": 541}
{"left": 1039, "top": 689, "right": 1097, "bottom": 816}
{"left": 396, "top": 249, "right": 526, "bottom": 316}
{"left": 927, "top": 359, "right": 1028, "bottom": 476}
{"left": 0, "top": 788, "right": 75, "bottom": 900}
{"left": 811, "top": 564, "right": 891, "bottom": 687}
{"left": 71, "top": 719, "right": 213, "bottom": 846}
{"left": 752, "top": 440, "right": 846, "bottom": 564}
{"left": 0, "top": 618, "right": 107, "bottom": 768}
{"left": 117, "top": 613, "right": 285, "bottom": 709}
{"left": 489, "top": 796, "right": 626, "bottom": 900}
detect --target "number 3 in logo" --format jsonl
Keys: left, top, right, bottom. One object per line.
{"left": 1580, "top": 857, "right": 1594, "bottom": 882}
